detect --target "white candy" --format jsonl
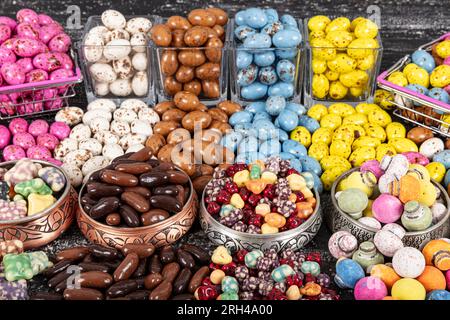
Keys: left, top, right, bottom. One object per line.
{"left": 127, "top": 144, "right": 145, "bottom": 153}
{"left": 61, "top": 164, "right": 83, "bottom": 187}
{"left": 82, "top": 156, "right": 110, "bottom": 176}
{"left": 84, "top": 33, "right": 104, "bottom": 63}
{"left": 83, "top": 109, "right": 112, "bottom": 126}
{"left": 79, "top": 138, "right": 103, "bottom": 156}
{"left": 126, "top": 17, "right": 152, "bottom": 35}
{"left": 131, "top": 71, "right": 148, "bottom": 96}
{"left": 101, "top": 10, "right": 126, "bottom": 30}
{"left": 102, "top": 143, "right": 124, "bottom": 160}
{"left": 88, "top": 26, "right": 109, "bottom": 38}
{"left": 114, "top": 108, "right": 137, "bottom": 123}
{"left": 54, "top": 138, "right": 78, "bottom": 160}
{"left": 89, "top": 117, "right": 110, "bottom": 134}
{"left": 89, "top": 63, "right": 117, "bottom": 83}
{"left": 131, "top": 119, "right": 152, "bottom": 136}
{"left": 55, "top": 106, "right": 84, "bottom": 126}
{"left": 87, "top": 99, "right": 117, "bottom": 112}
{"left": 104, "top": 28, "right": 130, "bottom": 42}
{"left": 138, "top": 107, "right": 160, "bottom": 125}
{"left": 120, "top": 99, "right": 147, "bottom": 113}
{"left": 94, "top": 82, "right": 110, "bottom": 96}
{"left": 131, "top": 52, "right": 147, "bottom": 71}
{"left": 113, "top": 56, "right": 134, "bottom": 79}
{"left": 64, "top": 149, "right": 93, "bottom": 168}
{"left": 119, "top": 133, "right": 146, "bottom": 150}
{"left": 69, "top": 124, "right": 92, "bottom": 141}
{"left": 94, "top": 131, "right": 120, "bottom": 145}
{"left": 130, "top": 33, "right": 147, "bottom": 53}
{"left": 110, "top": 79, "right": 132, "bottom": 96}
{"left": 103, "top": 39, "right": 131, "bottom": 60}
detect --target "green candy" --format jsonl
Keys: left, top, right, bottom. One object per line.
{"left": 244, "top": 250, "right": 264, "bottom": 268}
{"left": 220, "top": 292, "right": 239, "bottom": 300}
{"left": 300, "top": 261, "right": 321, "bottom": 276}
{"left": 300, "top": 172, "right": 315, "bottom": 189}
{"left": 221, "top": 276, "right": 239, "bottom": 293}
{"left": 271, "top": 264, "right": 295, "bottom": 282}
{"left": 26, "top": 251, "right": 52, "bottom": 276}
{"left": 14, "top": 178, "right": 52, "bottom": 198}
{"left": 2, "top": 253, "right": 34, "bottom": 281}
{"left": 250, "top": 164, "right": 261, "bottom": 180}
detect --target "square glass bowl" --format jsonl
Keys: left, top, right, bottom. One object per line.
{"left": 229, "top": 18, "right": 305, "bottom": 105}
{"left": 303, "top": 18, "right": 383, "bottom": 107}
{"left": 151, "top": 16, "right": 230, "bottom": 106}
{"left": 78, "top": 15, "right": 157, "bottom": 104}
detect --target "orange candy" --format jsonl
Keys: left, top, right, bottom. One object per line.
{"left": 300, "top": 282, "right": 321, "bottom": 296}
{"left": 244, "top": 179, "right": 267, "bottom": 194}
{"left": 370, "top": 264, "right": 401, "bottom": 289}
{"left": 416, "top": 266, "right": 447, "bottom": 292}
{"left": 265, "top": 213, "right": 286, "bottom": 228}
{"left": 422, "top": 239, "right": 450, "bottom": 271}
{"left": 296, "top": 202, "right": 314, "bottom": 219}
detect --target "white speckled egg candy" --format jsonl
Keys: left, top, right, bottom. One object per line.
{"left": 54, "top": 138, "right": 78, "bottom": 160}
{"left": 102, "top": 143, "right": 124, "bottom": 160}
{"left": 110, "top": 119, "right": 130, "bottom": 136}
{"left": 61, "top": 164, "right": 83, "bottom": 187}
{"left": 392, "top": 247, "right": 425, "bottom": 278}
{"left": 94, "top": 82, "right": 110, "bottom": 96}
{"left": 132, "top": 52, "right": 147, "bottom": 71}
{"left": 79, "top": 138, "right": 103, "bottom": 156}
{"left": 64, "top": 149, "right": 93, "bottom": 168}
{"left": 130, "top": 119, "right": 152, "bottom": 136}
{"left": 55, "top": 107, "right": 84, "bottom": 126}
{"left": 120, "top": 99, "right": 147, "bottom": 113}
{"left": 419, "top": 138, "right": 445, "bottom": 159}
{"left": 69, "top": 124, "right": 91, "bottom": 141}
{"left": 119, "top": 133, "right": 146, "bottom": 150}
{"left": 131, "top": 71, "right": 148, "bottom": 96}
{"left": 83, "top": 109, "right": 112, "bottom": 126}
{"left": 101, "top": 10, "right": 126, "bottom": 30}
{"left": 82, "top": 155, "right": 110, "bottom": 176}
{"left": 89, "top": 63, "right": 117, "bottom": 83}
{"left": 103, "top": 39, "right": 131, "bottom": 60}
{"left": 126, "top": 17, "right": 152, "bottom": 35}
{"left": 110, "top": 79, "right": 132, "bottom": 96}
{"left": 138, "top": 107, "right": 160, "bottom": 126}
{"left": 114, "top": 108, "right": 137, "bottom": 123}
{"left": 87, "top": 99, "right": 117, "bottom": 112}
{"left": 89, "top": 117, "right": 110, "bottom": 134}
{"left": 94, "top": 131, "right": 119, "bottom": 145}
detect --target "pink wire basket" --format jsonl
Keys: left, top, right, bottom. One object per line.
{"left": 377, "top": 32, "right": 450, "bottom": 137}
{"left": 0, "top": 48, "right": 83, "bottom": 120}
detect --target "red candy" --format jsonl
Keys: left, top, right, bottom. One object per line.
{"left": 225, "top": 182, "right": 239, "bottom": 194}
{"left": 196, "top": 285, "right": 218, "bottom": 300}
{"left": 207, "top": 202, "right": 220, "bottom": 215}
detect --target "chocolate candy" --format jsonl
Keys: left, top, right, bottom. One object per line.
{"left": 100, "top": 170, "right": 139, "bottom": 187}
{"left": 177, "top": 249, "right": 196, "bottom": 269}
{"left": 120, "top": 204, "right": 140, "bottom": 227}
{"left": 79, "top": 271, "right": 113, "bottom": 288}
{"left": 121, "top": 192, "right": 150, "bottom": 213}
{"left": 113, "top": 253, "right": 139, "bottom": 281}
{"left": 115, "top": 162, "right": 152, "bottom": 175}
{"left": 56, "top": 247, "right": 90, "bottom": 262}
{"left": 139, "top": 172, "right": 169, "bottom": 188}
{"left": 145, "top": 273, "right": 163, "bottom": 289}
{"left": 121, "top": 243, "right": 155, "bottom": 259}
{"left": 64, "top": 288, "right": 103, "bottom": 300}
{"left": 149, "top": 280, "right": 172, "bottom": 300}
{"left": 173, "top": 268, "right": 192, "bottom": 295}
{"left": 141, "top": 209, "right": 170, "bottom": 226}
{"left": 162, "top": 262, "right": 181, "bottom": 283}
{"left": 160, "top": 245, "right": 176, "bottom": 264}
{"left": 150, "top": 195, "right": 182, "bottom": 212}
{"left": 87, "top": 182, "right": 123, "bottom": 198}
{"left": 90, "top": 244, "right": 120, "bottom": 261}
{"left": 181, "top": 244, "right": 210, "bottom": 263}
{"left": 90, "top": 197, "right": 120, "bottom": 219}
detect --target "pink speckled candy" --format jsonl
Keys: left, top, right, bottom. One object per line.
{"left": 372, "top": 194, "right": 403, "bottom": 224}
{"left": 46, "top": 158, "right": 62, "bottom": 166}
{"left": 17, "top": 9, "right": 39, "bottom": 24}
{"left": 354, "top": 276, "right": 387, "bottom": 300}
{"left": 402, "top": 152, "right": 429, "bottom": 166}
{"left": 0, "top": 125, "right": 11, "bottom": 149}
{"left": 12, "top": 132, "right": 35, "bottom": 150}
{"left": 36, "top": 133, "right": 59, "bottom": 151}
{"left": 8, "top": 118, "right": 28, "bottom": 135}
{"left": 2, "top": 145, "right": 26, "bottom": 161}
{"left": 49, "top": 121, "right": 70, "bottom": 140}
{"left": 16, "top": 58, "right": 34, "bottom": 73}
{"left": 26, "top": 145, "right": 51, "bottom": 160}
{"left": 0, "top": 17, "right": 17, "bottom": 30}
{"left": 28, "top": 119, "right": 49, "bottom": 137}
{"left": 446, "top": 270, "right": 450, "bottom": 290}
{"left": 360, "top": 160, "right": 383, "bottom": 179}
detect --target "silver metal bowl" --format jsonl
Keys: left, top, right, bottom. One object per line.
{"left": 199, "top": 186, "right": 322, "bottom": 253}
{"left": 327, "top": 167, "right": 450, "bottom": 249}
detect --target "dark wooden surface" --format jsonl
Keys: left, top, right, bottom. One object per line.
{"left": 1, "top": 0, "right": 449, "bottom": 300}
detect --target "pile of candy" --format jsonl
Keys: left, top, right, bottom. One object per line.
{"left": 194, "top": 245, "right": 338, "bottom": 300}
{"left": 0, "top": 9, "right": 75, "bottom": 116}
{"left": 204, "top": 157, "right": 317, "bottom": 234}
{"left": 233, "top": 8, "right": 301, "bottom": 100}
{"left": 0, "top": 118, "right": 70, "bottom": 163}
{"left": 0, "top": 159, "right": 65, "bottom": 220}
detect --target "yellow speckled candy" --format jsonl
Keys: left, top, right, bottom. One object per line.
{"left": 347, "top": 38, "right": 378, "bottom": 59}
{"left": 338, "top": 171, "right": 376, "bottom": 196}
{"left": 308, "top": 15, "right": 331, "bottom": 32}
{"left": 261, "top": 223, "right": 278, "bottom": 234}
{"left": 286, "top": 173, "right": 306, "bottom": 191}
{"left": 329, "top": 81, "right": 348, "bottom": 100}
{"left": 370, "top": 264, "right": 401, "bottom": 289}
{"left": 403, "top": 63, "right": 420, "bottom": 78}
{"left": 357, "top": 53, "right": 375, "bottom": 71}
{"left": 307, "top": 104, "right": 328, "bottom": 121}
{"left": 328, "top": 103, "right": 356, "bottom": 118}
{"left": 230, "top": 193, "right": 244, "bottom": 209}
{"left": 363, "top": 199, "right": 374, "bottom": 217}
{"left": 354, "top": 19, "right": 378, "bottom": 39}
{"left": 309, "top": 30, "right": 326, "bottom": 41}
{"left": 312, "top": 59, "right": 327, "bottom": 74}
{"left": 321, "top": 166, "right": 349, "bottom": 190}
{"left": 308, "top": 143, "right": 329, "bottom": 161}
{"left": 320, "top": 155, "right": 351, "bottom": 171}
{"left": 352, "top": 136, "right": 381, "bottom": 150}
{"left": 333, "top": 126, "right": 355, "bottom": 143}
{"left": 407, "top": 164, "right": 430, "bottom": 182}
{"left": 356, "top": 102, "right": 380, "bottom": 115}
{"left": 340, "top": 70, "right": 369, "bottom": 88}
{"left": 312, "top": 127, "right": 333, "bottom": 145}
{"left": 368, "top": 109, "right": 391, "bottom": 127}
{"left": 261, "top": 171, "right": 277, "bottom": 184}
{"left": 325, "top": 17, "right": 351, "bottom": 33}
{"left": 387, "top": 71, "right": 408, "bottom": 87}
{"left": 436, "top": 40, "right": 450, "bottom": 59}
{"left": 326, "top": 30, "right": 353, "bottom": 48}
{"left": 233, "top": 170, "right": 250, "bottom": 187}
{"left": 426, "top": 162, "right": 446, "bottom": 183}
{"left": 290, "top": 126, "right": 312, "bottom": 147}
{"left": 327, "top": 53, "right": 357, "bottom": 73}
{"left": 389, "top": 138, "right": 418, "bottom": 153}
{"left": 350, "top": 17, "right": 366, "bottom": 31}
{"left": 349, "top": 146, "right": 376, "bottom": 166}
{"left": 330, "top": 140, "right": 352, "bottom": 158}
{"left": 265, "top": 213, "right": 286, "bottom": 228}
{"left": 391, "top": 278, "right": 426, "bottom": 300}
{"left": 343, "top": 113, "right": 368, "bottom": 126}
{"left": 343, "top": 124, "right": 366, "bottom": 138}
{"left": 325, "top": 69, "right": 340, "bottom": 81}
{"left": 418, "top": 180, "right": 437, "bottom": 207}
{"left": 407, "top": 67, "right": 429, "bottom": 88}
{"left": 376, "top": 143, "right": 397, "bottom": 162}
{"left": 430, "top": 65, "right": 450, "bottom": 88}
{"left": 320, "top": 114, "right": 342, "bottom": 130}
{"left": 374, "top": 89, "right": 395, "bottom": 110}
{"left": 349, "top": 87, "right": 363, "bottom": 97}
{"left": 364, "top": 124, "right": 386, "bottom": 141}
{"left": 311, "top": 38, "right": 336, "bottom": 61}
{"left": 386, "top": 122, "right": 406, "bottom": 140}
{"left": 312, "top": 73, "right": 330, "bottom": 99}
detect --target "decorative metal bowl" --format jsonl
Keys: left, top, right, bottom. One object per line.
{"left": 76, "top": 169, "right": 198, "bottom": 249}
{"left": 0, "top": 160, "right": 77, "bottom": 249}
{"left": 199, "top": 186, "right": 322, "bottom": 253}
{"left": 327, "top": 167, "right": 450, "bottom": 249}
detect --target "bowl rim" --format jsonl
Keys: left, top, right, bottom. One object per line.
{"left": 0, "top": 160, "right": 71, "bottom": 225}
{"left": 330, "top": 166, "right": 450, "bottom": 235}
{"left": 200, "top": 179, "right": 322, "bottom": 239}
{"left": 77, "top": 166, "right": 195, "bottom": 234}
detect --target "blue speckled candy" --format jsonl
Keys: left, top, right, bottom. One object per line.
{"left": 280, "top": 14, "right": 297, "bottom": 27}
{"left": 235, "top": 152, "right": 265, "bottom": 164}
{"left": 234, "top": 123, "right": 257, "bottom": 137}
{"left": 245, "top": 250, "right": 264, "bottom": 268}
{"left": 276, "top": 59, "right": 295, "bottom": 82}
{"left": 245, "top": 101, "right": 267, "bottom": 113}
{"left": 236, "top": 50, "right": 253, "bottom": 69}
{"left": 222, "top": 276, "right": 239, "bottom": 293}
{"left": 243, "top": 33, "right": 272, "bottom": 49}
{"left": 277, "top": 109, "right": 298, "bottom": 131}
{"left": 264, "top": 8, "right": 278, "bottom": 24}
{"left": 259, "top": 139, "right": 281, "bottom": 157}
{"left": 290, "top": 158, "right": 303, "bottom": 172}
{"left": 222, "top": 132, "right": 244, "bottom": 152}
{"left": 298, "top": 156, "right": 322, "bottom": 175}
{"left": 406, "top": 84, "right": 429, "bottom": 106}
{"left": 268, "top": 81, "right": 294, "bottom": 98}
{"left": 235, "top": 10, "right": 247, "bottom": 26}
{"left": 298, "top": 115, "right": 320, "bottom": 133}
{"left": 237, "top": 135, "right": 258, "bottom": 154}
{"left": 428, "top": 88, "right": 449, "bottom": 107}
{"left": 276, "top": 48, "right": 298, "bottom": 59}
{"left": 259, "top": 66, "right": 278, "bottom": 85}
{"left": 286, "top": 102, "right": 306, "bottom": 116}
{"left": 261, "top": 22, "right": 284, "bottom": 37}
{"left": 235, "top": 25, "right": 257, "bottom": 41}
{"left": 220, "top": 204, "right": 236, "bottom": 217}
{"left": 282, "top": 139, "right": 307, "bottom": 157}
{"left": 444, "top": 170, "right": 450, "bottom": 187}
{"left": 237, "top": 64, "right": 258, "bottom": 87}
{"left": 272, "top": 29, "right": 302, "bottom": 48}
{"left": 229, "top": 111, "right": 254, "bottom": 126}
{"left": 271, "top": 264, "right": 295, "bottom": 282}
{"left": 277, "top": 129, "right": 289, "bottom": 142}
{"left": 310, "top": 172, "right": 323, "bottom": 193}
{"left": 244, "top": 8, "right": 268, "bottom": 28}
{"left": 427, "top": 290, "right": 450, "bottom": 300}
{"left": 280, "top": 152, "right": 296, "bottom": 160}
{"left": 265, "top": 95, "right": 286, "bottom": 116}
{"left": 252, "top": 112, "right": 271, "bottom": 122}
{"left": 412, "top": 50, "right": 436, "bottom": 73}
{"left": 241, "top": 82, "right": 268, "bottom": 100}
{"left": 252, "top": 119, "right": 277, "bottom": 140}
{"left": 433, "top": 150, "right": 450, "bottom": 169}
{"left": 300, "top": 261, "right": 321, "bottom": 276}
{"left": 334, "top": 258, "right": 365, "bottom": 289}
{"left": 254, "top": 51, "right": 276, "bottom": 67}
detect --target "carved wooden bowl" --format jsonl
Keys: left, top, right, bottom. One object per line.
{"left": 0, "top": 160, "right": 77, "bottom": 249}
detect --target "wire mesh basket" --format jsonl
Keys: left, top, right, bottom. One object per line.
{"left": 0, "top": 48, "right": 83, "bottom": 120}
{"left": 377, "top": 32, "right": 450, "bottom": 137}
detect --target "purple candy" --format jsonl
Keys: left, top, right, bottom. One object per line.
{"left": 49, "top": 121, "right": 70, "bottom": 140}
{"left": 2, "top": 145, "right": 26, "bottom": 161}
{"left": 8, "top": 118, "right": 28, "bottom": 135}
{"left": 27, "top": 119, "right": 49, "bottom": 137}
{"left": 26, "top": 145, "right": 51, "bottom": 160}
{"left": 12, "top": 132, "right": 35, "bottom": 150}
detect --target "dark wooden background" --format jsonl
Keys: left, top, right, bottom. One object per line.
{"left": 1, "top": 0, "right": 449, "bottom": 299}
